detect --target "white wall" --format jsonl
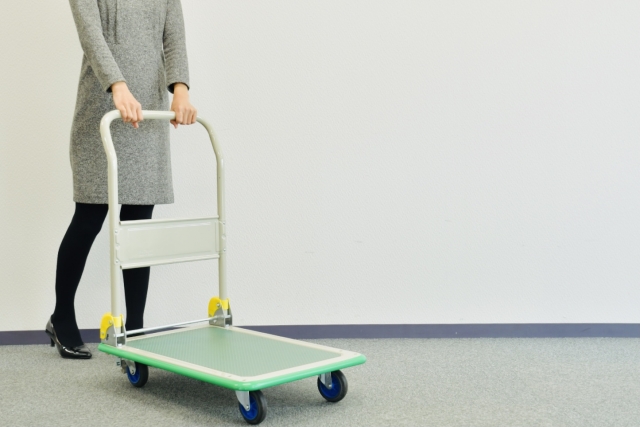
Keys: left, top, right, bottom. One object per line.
{"left": 1, "top": 1, "right": 639, "bottom": 332}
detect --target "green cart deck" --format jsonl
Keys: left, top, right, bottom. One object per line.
{"left": 99, "top": 325, "right": 366, "bottom": 391}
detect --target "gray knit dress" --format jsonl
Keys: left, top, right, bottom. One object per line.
{"left": 69, "top": 0, "right": 190, "bottom": 205}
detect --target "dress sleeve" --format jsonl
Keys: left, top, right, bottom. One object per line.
{"left": 68, "top": 0, "right": 125, "bottom": 93}
{"left": 163, "top": 0, "right": 190, "bottom": 94}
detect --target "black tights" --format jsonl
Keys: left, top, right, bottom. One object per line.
{"left": 51, "top": 202, "right": 154, "bottom": 347}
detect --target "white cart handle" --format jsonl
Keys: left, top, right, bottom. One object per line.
{"left": 99, "top": 110, "right": 227, "bottom": 318}
{"left": 99, "top": 109, "right": 225, "bottom": 222}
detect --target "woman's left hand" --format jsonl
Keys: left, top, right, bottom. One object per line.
{"left": 170, "top": 83, "right": 197, "bottom": 128}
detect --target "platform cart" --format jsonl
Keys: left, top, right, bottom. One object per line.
{"left": 97, "top": 110, "right": 366, "bottom": 424}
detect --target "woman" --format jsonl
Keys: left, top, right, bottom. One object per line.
{"left": 45, "top": 0, "right": 197, "bottom": 359}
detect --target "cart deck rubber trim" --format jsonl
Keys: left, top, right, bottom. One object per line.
{"left": 98, "top": 325, "right": 366, "bottom": 391}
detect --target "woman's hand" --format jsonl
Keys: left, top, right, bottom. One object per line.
{"left": 170, "top": 83, "right": 197, "bottom": 128}
{"left": 111, "top": 82, "right": 143, "bottom": 128}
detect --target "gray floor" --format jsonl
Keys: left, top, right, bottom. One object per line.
{"left": 2, "top": 338, "right": 640, "bottom": 426}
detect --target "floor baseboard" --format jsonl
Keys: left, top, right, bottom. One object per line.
{"left": 2, "top": 323, "right": 640, "bottom": 345}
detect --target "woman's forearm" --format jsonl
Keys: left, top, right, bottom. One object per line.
{"left": 172, "top": 82, "right": 189, "bottom": 96}
{"left": 69, "top": 0, "right": 125, "bottom": 92}
{"left": 163, "top": 0, "right": 190, "bottom": 93}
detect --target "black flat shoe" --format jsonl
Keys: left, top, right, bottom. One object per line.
{"left": 45, "top": 317, "right": 92, "bottom": 359}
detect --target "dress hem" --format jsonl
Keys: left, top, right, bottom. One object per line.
{"left": 72, "top": 197, "right": 175, "bottom": 206}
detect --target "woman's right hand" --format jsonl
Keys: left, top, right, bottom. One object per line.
{"left": 111, "top": 82, "right": 143, "bottom": 128}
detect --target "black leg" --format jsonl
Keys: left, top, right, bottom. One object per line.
{"left": 51, "top": 203, "right": 108, "bottom": 347}
{"left": 120, "top": 204, "right": 155, "bottom": 331}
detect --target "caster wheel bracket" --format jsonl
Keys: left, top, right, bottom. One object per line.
{"left": 319, "top": 372, "right": 333, "bottom": 389}
{"left": 236, "top": 391, "right": 251, "bottom": 411}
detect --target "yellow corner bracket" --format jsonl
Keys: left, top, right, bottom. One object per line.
{"left": 208, "top": 297, "right": 230, "bottom": 317}
{"left": 100, "top": 312, "right": 124, "bottom": 340}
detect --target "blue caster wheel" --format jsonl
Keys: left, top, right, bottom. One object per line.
{"left": 317, "top": 370, "right": 348, "bottom": 402}
{"left": 238, "top": 390, "right": 267, "bottom": 425}
{"left": 126, "top": 361, "right": 149, "bottom": 388}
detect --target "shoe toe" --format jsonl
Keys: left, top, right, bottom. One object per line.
{"left": 72, "top": 345, "right": 92, "bottom": 358}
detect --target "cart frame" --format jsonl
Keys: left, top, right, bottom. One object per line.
{"left": 97, "top": 110, "right": 365, "bottom": 424}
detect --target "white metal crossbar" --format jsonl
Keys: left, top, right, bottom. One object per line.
{"left": 116, "top": 216, "right": 220, "bottom": 269}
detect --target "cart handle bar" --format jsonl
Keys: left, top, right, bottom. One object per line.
{"left": 99, "top": 110, "right": 228, "bottom": 318}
